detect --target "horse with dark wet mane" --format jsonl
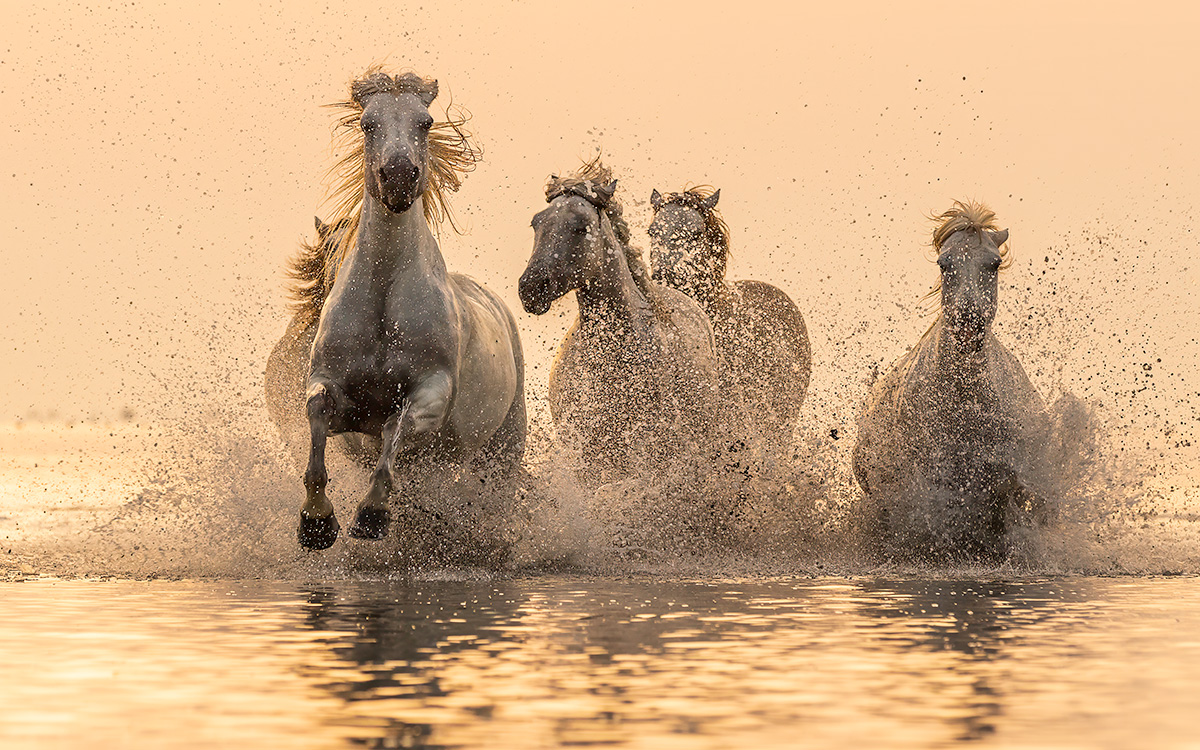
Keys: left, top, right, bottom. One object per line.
{"left": 648, "top": 186, "right": 811, "bottom": 439}
{"left": 518, "top": 159, "right": 719, "bottom": 480}
{"left": 265, "top": 68, "right": 526, "bottom": 556}
{"left": 852, "top": 200, "right": 1053, "bottom": 562}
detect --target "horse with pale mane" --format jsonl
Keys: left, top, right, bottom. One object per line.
{"left": 852, "top": 201, "right": 1056, "bottom": 562}
{"left": 264, "top": 69, "right": 525, "bottom": 562}
{"left": 518, "top": 159, "right": 719, "bottom": 481}
{"left": 648, "top": 186, "right": 811, "bottom": 441}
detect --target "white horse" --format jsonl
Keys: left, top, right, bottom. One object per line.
{"left": 648, "top": 186, "right": 811, "bottom": 438}
{"left": 517, "top": 159, "right": 718, "bottom": 480}
{"left": 853, "top": 201, "right": 1053, "bottom": 562}
{"left": 270, "top": 69, "right": 526, "bottom": 554}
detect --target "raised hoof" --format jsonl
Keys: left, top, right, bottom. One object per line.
{"left": 348, "top": 507, "right": 390, "bottom": 540}
{"left": 297, "top": 512, "right": 340, "bottom": 550}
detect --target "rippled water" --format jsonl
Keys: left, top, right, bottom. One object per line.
{"left": 3, "top": 575, "right": 1200, "bottom": 749}
{"left": 4, "top": 417, "right": 1200, "bottom": 749}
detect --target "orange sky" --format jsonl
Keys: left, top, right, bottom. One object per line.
{"left": 1, "top": 1, "right": 1196, "bottom": 455}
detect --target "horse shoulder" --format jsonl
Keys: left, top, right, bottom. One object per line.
{"left": 859, "top": 332, "right": 938, "bottom": 447}
{"left": 547, "top": 319, "right": 594, "bottom": 428}
{"left": 984, "top": 334, "right": 1051, "bottom": 436}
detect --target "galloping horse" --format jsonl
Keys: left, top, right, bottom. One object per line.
{"left": 648, "top": 187, "right": 811, "bottom": 437}
{"left": 273, "top": 69, "right": 526, "bottom": 552}
{"left": 852, "top": 201, "right": 1052, "bottom": 562}
{"left": 518, "top": 160, "right": 718, "bottom": 479}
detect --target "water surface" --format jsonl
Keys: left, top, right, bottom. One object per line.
{"left": 4, "top": 575, "right": 1199, "bottom": 749}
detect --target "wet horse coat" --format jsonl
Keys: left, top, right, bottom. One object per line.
{"left": 266, "top": 217, "right": 377, "bottom": 468}
{"left": 648, "top": 187, "right": 811, "bottom": 439}
{"left": 518, "top": 162, "right": 718, "bottom": 479}
{"left": 269, "top": 70, "right": 525, "bottom": 553}
{"left": 853, "top": 201, "right": 1052, "bottom": 562}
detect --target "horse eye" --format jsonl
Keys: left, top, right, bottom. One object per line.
{"left": 361, "top": 120, "right": 376, "bottom": 133}
{"left": 419, "top": 117, "right": 434, "bottom": 131}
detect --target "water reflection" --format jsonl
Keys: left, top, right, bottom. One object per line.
{"left": 296, "top": 582, "right": 532, "bottom": 748}
{"left": 4, "top": 577, "right": 1195, "bottom": 749}
{"left": 293, "top": 578, "right": 1116, "bottom": 749}
{"left": 851, "top": 579, "right": 1093, "bottom": 743}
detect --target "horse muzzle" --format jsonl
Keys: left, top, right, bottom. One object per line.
{"left": 377, "top": 157, "right": 422, "bottom": 213}
{"left": 518, "top": 271, "right": 557, "bottom": 315}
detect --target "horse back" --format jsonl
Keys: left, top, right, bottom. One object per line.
{"left": 714, "top": 279, "right": 812, "bottom": 426}
{"left": 729, "top": 280, "right": 810, "bottom": 359}
{"left": 265, "top": 310, "right": 318, "bottom": 465}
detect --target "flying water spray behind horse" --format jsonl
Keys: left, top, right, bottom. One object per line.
{"left": 647, "top": 186, "right": 812, "bottom": 444}
{"left": 265, "top": 69, "right": 526, "bottom": 563}
{"left": 852, "top": 201, "right": 1089, "bottom": 563}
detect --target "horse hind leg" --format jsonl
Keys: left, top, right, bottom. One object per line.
{"left": 298, "top": 382, "right": 341, "bottom": 550}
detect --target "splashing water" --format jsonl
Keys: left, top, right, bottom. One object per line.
{"left": 1, "top": 224, "right": 1197, "bottom": 582}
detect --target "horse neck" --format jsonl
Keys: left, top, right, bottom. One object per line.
{"left": 925, "top": 316, "right": 995, "bottom": 387}
{"left": 576, "top": 235, "right": 653, "bottom": 336}
{"left": 351, "top": 193, "right": 446, "bottom": 283}
{"left": 675, "top": 236, "right": 726, "bottom": 313}
{"left": 697, "top": 239, "right": 728, "bottom": 313}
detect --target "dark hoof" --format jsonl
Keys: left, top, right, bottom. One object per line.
{"left": 298, "top": 512, "right": 340, "bottom": 550}
{"left": 348, "top": 507, "right": 390, "bottom": 540}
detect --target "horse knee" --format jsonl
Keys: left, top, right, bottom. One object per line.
{"left": 306, "top": 385, "right": 333, "bottom": 422}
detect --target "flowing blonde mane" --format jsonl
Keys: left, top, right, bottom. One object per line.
{"left": 653, "top": 184, "right": 731, "bottom": 278}
{"left": 545, "top": 155, "right": 659, "bottom": 304}
{"left": 932, "top": 199, "right": 1004, "bottom": 253}
{"left": 923, "top": 199, "right": 1011, "bottom": 310}
{"left": 287, "top": 67, "right": 482, "bottom": 317}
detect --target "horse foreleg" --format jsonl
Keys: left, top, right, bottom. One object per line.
{"left": 297, "top": 383, "right": 340, "bottom": 550}
{"left": 349, "top": 372, "right": 453, "bottom": 541}
{"left": 347, "top": 407, "right": 406, "bottom": 540}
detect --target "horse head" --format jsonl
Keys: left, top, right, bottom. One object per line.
{"left": 519, "top": 179, "right": 618, "bottom": 315}
{"left": 648, "top": 187, "right": 725, "bottom": 304}
{"left": 353, "top": 73, "right": 438, "bottom": 214}
{"left": 937, "top": 225, "right": 1009, "bottom": 350}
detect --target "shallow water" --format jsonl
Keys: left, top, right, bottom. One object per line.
{"left": 2, "top": 575, "right": 1199, "bottom": 749}
{"left": 4, "top": 412, "right": 1200, "bottom": 748}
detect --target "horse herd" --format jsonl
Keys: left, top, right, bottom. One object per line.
{"left": 264, "top": 69, "right": 1069, "bottom": 565}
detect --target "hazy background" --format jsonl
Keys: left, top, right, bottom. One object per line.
{"left": 1, "top": 1, "right": 1196, "bottom": 460}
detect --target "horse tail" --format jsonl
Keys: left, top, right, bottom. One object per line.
{"left": 286, "top": 217, "right": 346, "bottom": 321}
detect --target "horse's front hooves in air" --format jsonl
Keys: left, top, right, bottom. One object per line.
{"left": 348, "top": 507, "right": 390, "bottom": 540}
{"left": 297, "top": 512, "right": 340, "bottom": 550}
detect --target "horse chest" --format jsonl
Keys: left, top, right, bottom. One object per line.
{"left": 313, "top": 303, "right": 456, "bottom": 414}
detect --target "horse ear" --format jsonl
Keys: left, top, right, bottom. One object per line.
{"left": 315, "top": 216, "right": 330, "bottom": 236}
{"left": 418, "top": 79, "right": 439, "bottom": 108}
{"left": 990, "top": 228, "right": 1009, "bottom": 247}
{"left": 700, "top": 189, "right": 720, "bottom": 212}
{"left": 595, "top": 180, "right": 618, "bottom": 204}
{"left": 650, "top": 188, "right": 664, "bottom": 210}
